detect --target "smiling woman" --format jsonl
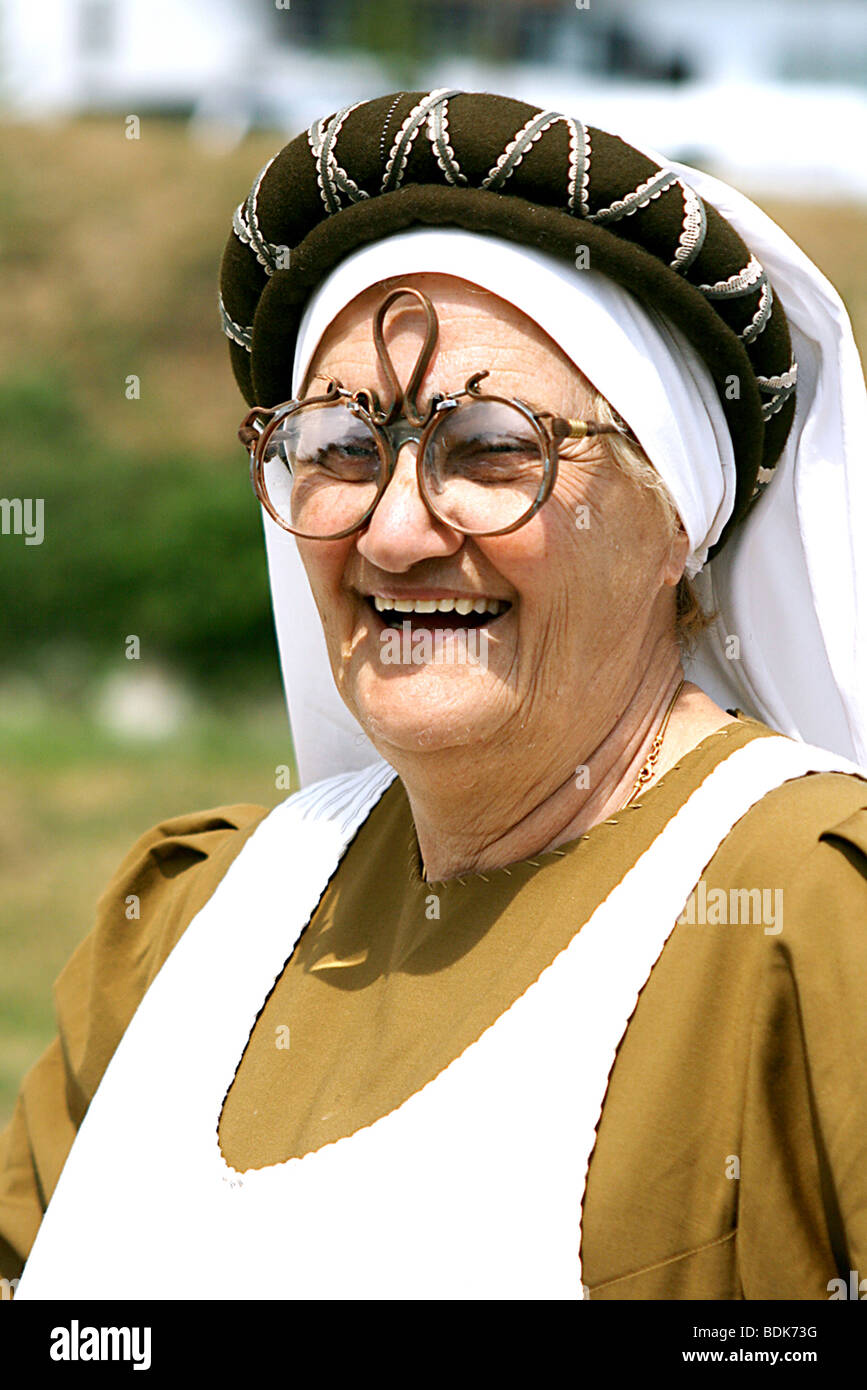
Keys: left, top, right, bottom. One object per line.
{"left": 4, "top": 89, "right": 867, "bottom": 1302}
{"left": 283, "top": 266, "right": 728, "bottom": 875}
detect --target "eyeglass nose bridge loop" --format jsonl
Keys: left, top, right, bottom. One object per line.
{"left": 371, "top": 286, "right": 439, "bottom": 427}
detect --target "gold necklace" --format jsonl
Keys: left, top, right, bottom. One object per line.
{"left": 619, "top": 676, "right": 686, "bottom": 811}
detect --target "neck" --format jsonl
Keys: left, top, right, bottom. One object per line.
{"left": 379, "top": 652, "right": 735, "bottom": 882}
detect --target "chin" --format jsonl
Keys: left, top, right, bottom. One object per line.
{"left": 346, "top": 663, "right": 504, "bottom": 755}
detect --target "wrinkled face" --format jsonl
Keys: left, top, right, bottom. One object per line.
{"left": 295, "top": 272, "right": 685, "bottom": 760}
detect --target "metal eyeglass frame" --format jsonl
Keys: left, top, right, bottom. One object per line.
{"left": 237, "top": 285, "right": 634, "bottom": 541}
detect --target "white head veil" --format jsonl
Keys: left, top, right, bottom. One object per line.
{"left": 261, "top": 158, "right": 867, "bottom": 783}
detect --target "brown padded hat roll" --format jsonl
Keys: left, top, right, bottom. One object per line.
{"left": 219, "top": 89, "right": 798, "bottom": 559}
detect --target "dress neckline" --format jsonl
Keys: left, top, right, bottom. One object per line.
{"left": 415, "top": 711, "right": 761, "bottom": 886}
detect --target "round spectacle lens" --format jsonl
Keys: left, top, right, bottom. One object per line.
{"left": 258, "top": 400, "right": 386, "bottom": 539}
{"left": 421, "top": 399, "right": 548, "bottom": 535}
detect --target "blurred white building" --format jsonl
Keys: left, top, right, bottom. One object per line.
{"left": 1, "top": 0, "right": 865, "bottom": 195}
{"left": 1, "top": 0, "right": 258, "bottom": 116}
{"left": 0, "top": 0, "right": 393, "bottom": 125}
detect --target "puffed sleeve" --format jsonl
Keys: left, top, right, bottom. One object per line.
{"left": 738, "top": 805, "right": 867, "bottom": 1299}
{"left": 0, "top": 803, "right": 268, "bottom": 1288}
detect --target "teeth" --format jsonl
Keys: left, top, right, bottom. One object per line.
{"left": 371, "top": 595, "right": 504, "bottom": 615}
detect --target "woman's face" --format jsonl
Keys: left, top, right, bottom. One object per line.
{"left": 296, "top": 273, "right": 687, "bottom": 762}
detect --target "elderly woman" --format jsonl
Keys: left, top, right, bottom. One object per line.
{"left": 4, "top": 90, "right": 867, "bottom": 1302}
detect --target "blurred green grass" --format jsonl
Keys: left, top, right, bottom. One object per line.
{"left": 0, "top": 369, "right": 281, "bottom": 690}
{"left": 0, "top": 115, "right": 303, "bottom": 1131}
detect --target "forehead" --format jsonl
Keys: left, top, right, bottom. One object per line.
{"left": 301, "top": 271, "right": 589, "bottom": 406}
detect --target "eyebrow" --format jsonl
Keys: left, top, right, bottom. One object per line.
{"left": 303, "top": 374, "right": 555, "bottom": 419}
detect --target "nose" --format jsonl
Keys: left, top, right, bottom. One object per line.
{"left": 355, "top": 438, "right": 464, "bottom": 572}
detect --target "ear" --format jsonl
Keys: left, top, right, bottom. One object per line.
{"left": 662, "top": 516, "right": 690, "bottom": 587}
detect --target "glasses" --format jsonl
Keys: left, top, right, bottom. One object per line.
{"left": 238, "top": 286, "right": 633, "bottom": 541}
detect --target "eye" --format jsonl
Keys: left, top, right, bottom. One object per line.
{"left": 301, "top": 442, "right": 380, "bottom": 482}
{"left": 446, "top": 435, "right": 538, "bottom": 482}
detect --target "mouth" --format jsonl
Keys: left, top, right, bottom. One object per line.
{"left": 363, "top": 594, "right": 512, "bottom": 631}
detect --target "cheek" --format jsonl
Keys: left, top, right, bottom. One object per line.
{"left": 476, "top": 483, "right": 665, "bottom": 633}
{"left": 296, "top": 539, "right": 355, "bottom": 630}
{"left": 474, "top": 484, "right": 606, "bottom": 601}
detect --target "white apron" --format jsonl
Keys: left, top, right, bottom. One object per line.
{"left": 15, "top": 737, "right": 865, "bottom": 1301}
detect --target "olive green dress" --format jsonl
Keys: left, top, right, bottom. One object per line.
{"left": 2, "top": 713, "right": 866, "bottom": 1299}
